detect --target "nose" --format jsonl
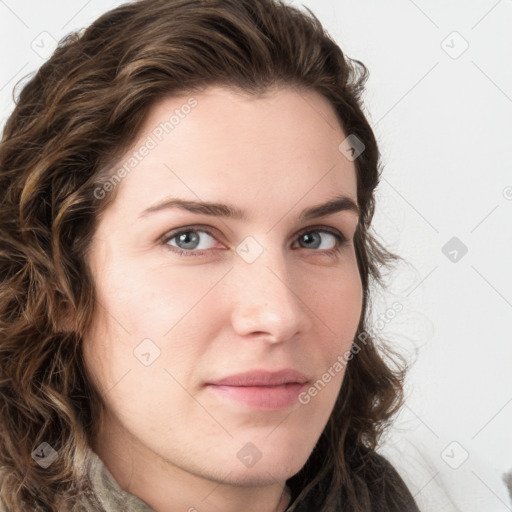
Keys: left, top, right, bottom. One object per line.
{"left": 229, "top": 246, "right": 313, "bottom": 343}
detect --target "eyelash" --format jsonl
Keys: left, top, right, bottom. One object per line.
{"left": 160, "top": 224, "right": 349, "bottom": 258}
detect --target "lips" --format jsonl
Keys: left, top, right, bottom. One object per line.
{"left": 206, "top": 369, "right": 309, "bottom": 387}
{"left": 205, "top": 369, "right": 309, "bottom": 410}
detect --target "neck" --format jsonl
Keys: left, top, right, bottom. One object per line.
{"left": 92, "top": 423, "right": 293, "bottom": 512}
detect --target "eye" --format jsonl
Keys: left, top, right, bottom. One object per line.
{"left": 162, "top": 226, "right": 219, "bottom": 256}
{"left": 161, "top": 225, "right": 349, "bottom": 257}
{"left": 294, "top": 226, "right": 348, "bottom": 256}
{"left": 296, "top": 229, "right": 334, "bottom": 249}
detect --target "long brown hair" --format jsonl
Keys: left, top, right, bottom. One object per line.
{"left": 0, "top": 1, "right": 415, "bottom": 510}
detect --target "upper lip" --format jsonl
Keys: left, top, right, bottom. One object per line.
{"left": 207, "top": 369, "right": 309, "bottom": 387}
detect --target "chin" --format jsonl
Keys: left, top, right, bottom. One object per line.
{"left": 223, "top": 463, "right": 305, "bottom": 487}
{"left": 223, "top": 449, "right": 310, "bottom": 486}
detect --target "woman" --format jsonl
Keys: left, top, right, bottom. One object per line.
{"left": 0, "top": 0, "right": 420, "bottom": 510}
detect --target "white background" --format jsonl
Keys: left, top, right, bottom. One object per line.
{"left": 1, "top": 1, "right": 511, "bottom": 510}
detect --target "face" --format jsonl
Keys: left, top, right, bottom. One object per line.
{"left": 83, "top": 85, "right": 363, "bottom": 505}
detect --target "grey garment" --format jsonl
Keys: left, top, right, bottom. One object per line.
{"left": 1, "top": 449, "right": 415, "bottom": 511}
{"left": 0, "top": 451, "right": 154, "bottom": 512}
{"left": 0, "top": 451, "right": 295, "bottom": 512}
{"left": 82, "top": 450, "right": 156, "bottom": 512}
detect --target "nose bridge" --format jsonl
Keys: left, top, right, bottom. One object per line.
{"left": 229, "top": 239, "right": 311, "bottom": 340}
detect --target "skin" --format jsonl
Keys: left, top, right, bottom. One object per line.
{"left": 82, "top": 85, "right": 363, "bottom": 512}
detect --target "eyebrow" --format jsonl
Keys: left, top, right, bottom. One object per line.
{"left": 138, "top": 194, "right": 360, "bottom": 221}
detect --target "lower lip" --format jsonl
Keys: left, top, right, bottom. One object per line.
{"left": 206, "top": 383, "right": 307, "bottom": 410}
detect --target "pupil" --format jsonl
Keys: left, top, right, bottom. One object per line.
{"left": 303, "top": 233, "right": 320, "bottom": 248}
{"left": 179, "top": 232, "right": 198, "bottom": 249}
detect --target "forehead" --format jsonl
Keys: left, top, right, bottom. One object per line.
{"left": 105, "top": 85, "right": 358, "bottom": 216}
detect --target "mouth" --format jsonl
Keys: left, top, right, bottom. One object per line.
{"left": 205, "top": 369, "right": 309, "bottom": 410}
{"left": 206, "top": 383, "right": 308, "bottom": 410}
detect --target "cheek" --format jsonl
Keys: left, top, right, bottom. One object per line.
{"left": 94, "top": 254, "right": 228, "bottom": 339}
{"left": 306, "top": 261, "right": 363, "bottom": 331}
{"left": 306, "top": 266, "right": 363, "bottom": 383}
{"left": 82, "top": 262, "right": 227, "bottom": 390}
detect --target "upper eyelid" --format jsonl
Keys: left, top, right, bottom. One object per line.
{"left": 161, "top": 224, "right": 219, "bottom": 243}
{"left": 161, "top": 223, "right": 348, "bottom": 245}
